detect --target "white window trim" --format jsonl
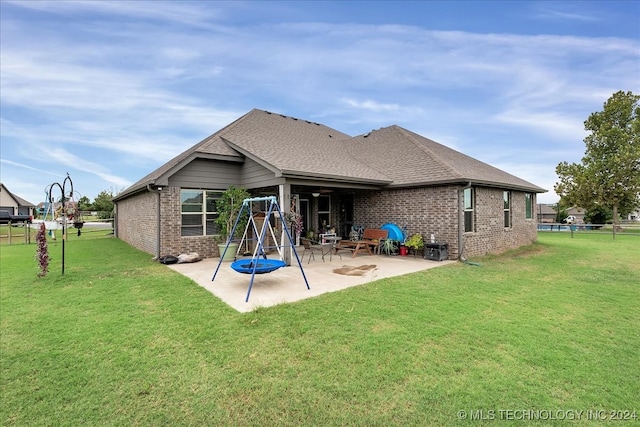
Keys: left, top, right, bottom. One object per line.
{"left": 525, "top": 193, "right": 534, "bottom": 220}
{"left": 180, "top": 189, "right": 222, "bottom": 237}
{"left": 503, "top": 191, "right": 511, "bottom": 228}
{"left": 463, "top": 187, "right": 475, "bottom": 233}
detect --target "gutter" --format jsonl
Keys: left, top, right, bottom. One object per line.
{"left": 458, "top": 182, "right": 472, "bottom": 261}
{"left": 147, "top": 184, "right": 162, "bottom": 260}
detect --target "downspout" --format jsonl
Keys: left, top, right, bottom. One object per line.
{"left": 147, "top": 184, "right": 161, "bottom": 260}
{"left": 458, "top": 182, "right": 481, "bottom": 266}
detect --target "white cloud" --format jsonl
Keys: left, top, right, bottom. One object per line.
{"left": 45, "top": 148, "right": 132, "bottom": 189}
{"left": 1, "top": 1, "right": 638, "bottom": 206}
{"left": 532, "top": 3, "right": 600, "bottom": 23}
{"left": 3, "top": 0, "right": 224, "bottom": 27}
{"left": 0, "top": 159, "right": 61, "bottom": 177}
{"left": 341, "top": 98, "right": 400, "bottom": 113}
{"left": 493, "top": 110, "right": 587, "bottom": 142}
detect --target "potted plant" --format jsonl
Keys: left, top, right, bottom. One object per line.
{"left": 380, "top": 238, "right": 398, "bottom": 256}
{"left": 404, "top": 233, "right": 424, "bottom": 257}
{"left": 215, "top": 186, "right": 250, "bottom": 262}
{"left": 285, "top": 210, "right": 303, "bottom": 246}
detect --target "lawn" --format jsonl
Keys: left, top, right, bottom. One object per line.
{"left": 1, "top": 232, "right": 638, "bottom": 425}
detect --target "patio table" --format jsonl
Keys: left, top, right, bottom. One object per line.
{"left": 321, "top": 235, "right": 342, "bottom": 261}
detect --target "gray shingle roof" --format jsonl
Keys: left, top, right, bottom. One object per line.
{"left": 537, "top": 204, "right": 557, "bottom": 215}
{"left": 220, "top": 110, "right": 390, "bottom": 183}
{"left": 116, "top": 109, "right": 545, "bottom": 200}
{"left": 349, "top": 126, "right": 546, "bottom": 191}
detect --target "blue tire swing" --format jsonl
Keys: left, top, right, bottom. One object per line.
{"left": 212, "top": 196, "right": 309, "bottom": 302}
{"left": 230, "top": 259, "right": 286, "bottom": 274}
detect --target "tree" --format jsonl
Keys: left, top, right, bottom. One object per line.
{"left": 555, "top": 205, "right": 568, "bottom": 224}
{"left": 215, "top": 186, "right": 250, "bottom": 239}
{"left": 77, "top": 195, "right": 92, "bottom": 211}
{"left": 554, "top": 198, "right": 572, "bottom": 223}
{"left": 93, "top": 190, "right": 115, "bottom": 219}
{"left": 555, "top": 90, "right": 640, "bottom": 237}
{"left": 584, "top": 205, "right": 611, "bottom": 226}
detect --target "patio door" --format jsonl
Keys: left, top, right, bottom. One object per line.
{"left": 339, "top": 195, "right": 354, "bottom": 238}
{"left": 300, "top": 199, "right": 310, "bottom": 238}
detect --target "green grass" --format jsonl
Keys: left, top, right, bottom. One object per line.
{"left": 1, "top": 232, "right": 638, "bottom": 425}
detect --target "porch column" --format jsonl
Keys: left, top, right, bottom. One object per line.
{"left": 279, "top": 183, "right": 292, "bottom": 265}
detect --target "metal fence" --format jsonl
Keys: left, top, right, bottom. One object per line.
{"left": 0, "top": 219, "right": 114, "bottom": 246}
{"left": 537, "top": 221, "right": 640, "bottom": 237}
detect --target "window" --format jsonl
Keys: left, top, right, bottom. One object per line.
{"left": 463, "top": 187, "right": 474, "bottom": 232}
{"left": 317, "top": 195, "right": 331, "bottom": 231}
{"left": 181, "top": 190, "right": 221, "bottom": 236}
{"left": 503, "top": 191, "right": 511, "bottom": 228}
{"left": 525, "top": 193, "right": 533, "bottom": 219}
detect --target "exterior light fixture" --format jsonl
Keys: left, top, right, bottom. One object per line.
{"left": 312, "top": 192, "right": 320, "bottom": 198}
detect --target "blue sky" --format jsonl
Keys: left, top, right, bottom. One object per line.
{"left": 1, "top": 1, "right": 638, "bottom": 206}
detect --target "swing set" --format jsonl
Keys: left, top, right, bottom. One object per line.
{"left": 211, "top": 196, "right": 310, "bottom": 302}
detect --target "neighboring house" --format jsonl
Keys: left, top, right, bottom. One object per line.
{"left": 536, "top": 204, "right": 556, "bottom": 223}
{"left": 113, "top": 109, "right": 546, "bottom": 260}
{"left": 0, "top": 183, "right": 35, "bottom": 216}
{"left": 565, "top": 207, "right": 586, "bottom": 224}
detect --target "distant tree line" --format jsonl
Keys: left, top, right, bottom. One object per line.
{"left": 76, "top": 190, "right": 115, "bottom": 219}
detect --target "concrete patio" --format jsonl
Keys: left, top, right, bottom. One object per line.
{"left": 167, "top": 250, "right": 455, "bottom": 313}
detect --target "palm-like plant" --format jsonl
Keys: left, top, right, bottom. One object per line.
{"left": 380, "top": 238, "right": 398, "bottom": 256}
{"left": 215, "top": 186, "right": 250, "bottom": 242}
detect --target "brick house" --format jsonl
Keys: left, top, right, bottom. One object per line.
{"left": 113, "top": 109, "right": 546, "bottom": 260}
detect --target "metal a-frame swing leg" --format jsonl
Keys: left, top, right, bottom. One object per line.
{"left": 243, "top": 201, "right": 273, "bottom": 302}
{"left": 243, "top": 197, "right": 310, "bottom": 302}
{"left": 211, "top": 200, "right": 248, "bottom": 283}
{"left": 212, "top": 196, "right": 311, "bottom": 303}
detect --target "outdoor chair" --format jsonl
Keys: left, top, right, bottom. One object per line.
{"left": 300, "top": 237, "right": 325, "bottom": 263}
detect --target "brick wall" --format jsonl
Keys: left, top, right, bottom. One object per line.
{"left": 116, "top": 187, "right": 223, "bottom": 258}
{"left": 116, "top": 184, "right": 538, "bottom": 261}
{"left": 353, "top": 186, "right": 460, "bottom": 258}
{"left": 115, "top": 190, "right": 158, "bottom": 256}
{"left": 352, "top": 185, "right": 537, "bottom": 260}
{"left": 463, "top": 187, "right": 538, "bottom": 258}
{"left": 159, "top": 187, "right": 220, "bottom": 258}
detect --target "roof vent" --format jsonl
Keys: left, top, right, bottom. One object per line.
{"left": 363, "top": 133, "right": 370, "bottom": 138}
{"left": 265, "top": 111, "right": 271, "bottom": 114}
